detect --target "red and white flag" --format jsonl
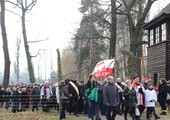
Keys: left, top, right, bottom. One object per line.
{"left": 92, "top": 59, "right": 115, "bottom": 78}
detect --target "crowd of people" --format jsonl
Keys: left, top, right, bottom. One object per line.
{"left": 0, "top": 74, "right": 170, "bottom": 120}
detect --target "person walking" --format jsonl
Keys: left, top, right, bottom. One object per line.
{"left": 158, "top": 78, "right": 168, "bottom": 115}
{"left": 40, "top": 81, "right": 53, "bottom": 112}
{"left": 123, "top": 79, "right": 137, "bottom": 120}
{"left": 31, "top": 83, "right": 40, "bottom": 112}
{"left": 20, "top": 87, "right": 29, "bottom": 112}
{"left": 103, "top": 76, "right": 119, "bottom": 120}
{"left": 4, "top": 87, "right": 12, "bottom": 109}
{"left": 67, "top": 75, "right": 80, "bottom": 117}
{"left": 132, "top": 76, "right": 145, "bottom": 120}
{"left": 145, "top": 83, "right": 160, "bottom": 120}
{"left": 115, "top": 77, "right": 125, "bottom": 115}
{"left": 85, "top": 74, "right": 100, "bottom": 120}
{"left": 59, "top": 80, "right": 71, "bottom": 120}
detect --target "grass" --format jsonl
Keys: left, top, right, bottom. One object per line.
{"left": 0, "top": 106, "right": 170, "bottom": 120}
{"left": 0, "top": 108, "right": 85, "bottom": 120}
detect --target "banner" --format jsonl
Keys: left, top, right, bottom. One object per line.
{"left": 92, "top": 59, "right": 115, "bottom": 78}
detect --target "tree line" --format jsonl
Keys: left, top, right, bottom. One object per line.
{"left": 0, "top": 0, "right": 161, "bottom": 88}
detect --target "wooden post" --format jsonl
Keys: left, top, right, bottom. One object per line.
{"left": 56, "top": 48, "right": 62, "bottom": 113}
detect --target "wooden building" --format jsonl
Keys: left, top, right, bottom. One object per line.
{"left": 143, "top": 3, "right": 170, "bottom": 85}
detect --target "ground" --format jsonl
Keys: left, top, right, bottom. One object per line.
{"left": 0, "top": 107, "right": 170, "bottom": 120}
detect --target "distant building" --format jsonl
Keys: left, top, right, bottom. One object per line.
{"left": 143, "top": 3, "right": 170, "bottom": 85}
{"left": 50, "top": 71, "right": 57, "bottom": 83}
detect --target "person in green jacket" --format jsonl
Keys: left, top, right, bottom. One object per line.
{"left": 85, "top": 74, "right": 101, "bottom": 120}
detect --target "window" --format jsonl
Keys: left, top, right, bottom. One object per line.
{"left": 155, "top": 27, "right": 159, "bottom": 44}
{"left": 149, "top": 29, "right": 153, "bottom": 46}
{"left": 161, "top": 23, "right": 166, "bottom": 41}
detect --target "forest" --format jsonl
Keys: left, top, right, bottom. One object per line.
{"left": 0, "top": 0, "right": 169, "bottom": 88}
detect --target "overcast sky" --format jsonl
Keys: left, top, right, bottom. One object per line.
{"left": 0, "top": 0, "right": 170, "bottom": 81}
{"left": 0, "top": 0, "right": 81, "bottom": 80}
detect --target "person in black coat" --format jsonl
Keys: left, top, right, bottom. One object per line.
{"left": 4, "top": 87, "right": 12, "bottom": 109}
{"left": 123, "top": 79, "right": 137, "bottom": 120}
{"left": 20, "top": 87, "right": 29, "bottom": 111}
{"left": 158, "top": 78, "right": 168, "bottom": 115}
{"left": 31, "top": 84, "right": 40, "bottom": 111}
{"left": 67, "top": 75, "right": 80, "bottom": 117}
{"left": 11, "top": 87, "right": 21, "bottom": 113}
{"left": 78, "top": 81, "right": 86, "bottom": 114}
{"left": 0, "top": 87, "right": 5, "bottom": 108}
{"left": 50, "top": 83, "right": 58, "bottom": 110}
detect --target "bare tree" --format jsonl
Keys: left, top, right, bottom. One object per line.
{"left": 117, "top": 0, "right": 156, "bottom": 78}
{"left": 7, "top": 0, "right": 37, "bottom": 83}
{"left": 0, "top": 0, "right": 11, "bottom": 88}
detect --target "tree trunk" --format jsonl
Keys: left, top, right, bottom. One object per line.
{"left": 21, "top": 10, "right": 35, "bottom": 83}
{"left": 0, "top": 0, "right": 11, "bottom": 88}
{"left": 109, "top": 0, "right": 117, "bottom": 59}
{"left": 78, "top": 39, "right": 83, "bottom": 81}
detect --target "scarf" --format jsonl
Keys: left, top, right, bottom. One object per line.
{"left": 44, "top": 86, "right": 47, "bottom": 99}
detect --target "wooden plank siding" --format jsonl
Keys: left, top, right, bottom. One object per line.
{"left": 143, "top": 3, "right": 170, "bottom": 82}
{"left": 166, "top": 41, "right": 170, "bottom": 80}
{"left": 147, "top": 42, "right": 166, "bottom": 80}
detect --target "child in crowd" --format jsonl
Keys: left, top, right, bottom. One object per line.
{"left": 145, "top": 83, "right": 160, "bottom": 120}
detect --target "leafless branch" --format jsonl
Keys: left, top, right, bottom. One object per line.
{"left": 28, "top": 37, "right": 49, "bottom": 43}
{"left": 30, "top": 49, "right": 45, "bottom": 57}
{"left": 5, "top": 0, "right": 18, "bottom": 6}
{"left": 5, "top": 9, "right": 21, "bottom": 17}
{"left": 91, "top": 36, "right": 110, "bottom": 41}
{"left": 26, "top": 0, "right": 37, "bottom": 10}
{"left": 116, "top": 0, "right": 122, "bottom": 10}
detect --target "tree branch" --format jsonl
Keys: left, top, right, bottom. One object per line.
{"left": 30, "top": 49, "right": 45, "bottom": 57}
{"left": 5, "top": 9, "right": 21, "bottom": 17}
{"left": 135, "top": 41, "right": 148, "bottom": 47}
{"left": 5, "top": 0, "right": 18, "bottom": 6}
{"left": 120, "top": 49, "right": 136, "bottom": 59}
{"left": 28, "top": 37, "right": 49, "bottom": 43}
{"left": 26, "top": 0, "right": 37, "bottom": 10}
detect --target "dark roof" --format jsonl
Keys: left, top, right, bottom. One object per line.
{"left": 143, "top": 3, "right": 170, "bottom": 29}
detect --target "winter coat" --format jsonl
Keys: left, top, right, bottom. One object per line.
{"left": 40, "top": 86, "right": 52, "bottom": 100}
{"left": 85, "top": 81, "right": 99, "bottom": 102}
{"left": 132, "top": 82, "right": 145, "bottom": 106}
{"left": 158, "top": 83, "right": 168, "bottom": 103}
{"left": 59, "top": 84, "right": 70, "bottom": 103}
{"left": 20, "top": 91, "right": 29, "bottom": 104}
{"left": 0, "top": 89, "right": 5, "bottom": 103}
{"left": 11, "top": 90, "right": 20, "bottom": 103}
{"left": 103, "top": 82, "right": 119, "bottom": 107}
{"left": 31, "top": 86, "right": 40, "bottom": 101}
{"left": 145, "top": 89, "right": 157, "bottom": 107}
{"left": 123, "top": 86, "right": 137, "bottom": 107}
{"left": 68, "top": 80, "right": 79, "bottom": 98}
{"left": 4, "top": 91, "right": 11, "bottom": 102}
